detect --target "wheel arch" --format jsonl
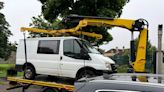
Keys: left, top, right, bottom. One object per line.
{"left": 76, "top": 66, "right": 96, "bottom": 78}
{"left": 23, "top": 62, "right": 36, "bottom": 72}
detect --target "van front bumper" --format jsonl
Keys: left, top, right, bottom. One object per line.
{"left": 96, "top": 64, "right": 117, "bottom": 75}
{"left": 96, "top": 70, "right": 112, "bottom": 76}
{"left": 96, "top": 70, "right": 117, "bottom": 76}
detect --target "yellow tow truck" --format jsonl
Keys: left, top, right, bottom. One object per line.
{"left": 7, "top": 15, "right": 149, "bottom": 92}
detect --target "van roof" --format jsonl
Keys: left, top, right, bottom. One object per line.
{"left": 20, "top": 36, "right": 79, "bottom": 41}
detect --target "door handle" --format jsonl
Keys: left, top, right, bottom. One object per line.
{"left": 60, "top": 56, "right": 62, "bottom": 60}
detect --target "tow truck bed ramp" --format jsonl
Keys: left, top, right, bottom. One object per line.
{"left": 7, "top": 77, "right": 74, "bottom": 92}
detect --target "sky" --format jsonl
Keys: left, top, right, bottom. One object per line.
{"left": 1, "top": 0, "right": 164, "bottom": 51}
{"left": 1, "top": 0, "right": 42, "bottom": 42}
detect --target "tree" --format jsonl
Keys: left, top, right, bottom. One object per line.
{"left": 29, "top": 15, "right": 59, "bottom": 37}
{"left": 31, "top": 0, "right": 129, "bottom": 45}
{"left": 0, "top": 2, "right": 12, "bottom": 60}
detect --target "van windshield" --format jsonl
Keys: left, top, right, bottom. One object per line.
{"left": 77, "top": 39, "right": 100, "bottom": 54}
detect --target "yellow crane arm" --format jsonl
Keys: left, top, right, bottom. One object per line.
{"left": 21, "top": 27, "right": 102, "bottom": 39}
{"left": 77, "top": 18, "right": 134, "bottom": 29}
{"left": 66, "top": 15, "right": 148, "bottom": 73}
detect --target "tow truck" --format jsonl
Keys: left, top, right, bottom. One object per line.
{"left": 7, "top": 15, "right": 149, "bottom": 92}
{"left": 21, "top": 15, "right": 149, "bottom": 74}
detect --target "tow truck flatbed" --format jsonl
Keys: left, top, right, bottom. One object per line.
{"left": 7, "top": 77, "right": 74, "bottom": 92}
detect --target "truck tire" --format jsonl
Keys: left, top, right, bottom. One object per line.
{"left": 77, "top": 69, "right": 95, "bottom": 80}
{"left": 24, "top": 65, "right": 35, "bottom": 79}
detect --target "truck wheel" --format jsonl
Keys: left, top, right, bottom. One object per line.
{"left": 24, "top": 65, "right": 35, "bottom": 79}
{"left": 77, "top": 70, "right": 95, "bottom": 80}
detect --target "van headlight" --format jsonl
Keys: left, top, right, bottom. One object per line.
{"left": 105, "top": 62, "right": 111, "bottom": 70}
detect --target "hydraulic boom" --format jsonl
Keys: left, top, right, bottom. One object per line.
{"left": 64, "top": 15, "right": 149, "bottom": 73}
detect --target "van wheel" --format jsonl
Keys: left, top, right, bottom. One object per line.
{"left": 77, "top": 70, "right": 96, "bottom": 80}
{"left": 43, "top": 87, "right": 59, "bottom": 92}
{"left": 24, "top": 65, "right": 35, "bottom": 79}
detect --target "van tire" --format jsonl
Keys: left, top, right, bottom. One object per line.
{"left": 77, "top": 70, "right": 95, "bottom": 80}
{"left": 43, "top": 87, "right": 59, "bottom": 92}
{"left": 24, "top": 65, "right": 35, "bottom": 80}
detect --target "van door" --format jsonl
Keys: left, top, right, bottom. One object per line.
{"left": 60, "top": 39, "right": 90, "bottom": 78}
{"left": 35, "top": 40, "right": 60, "bottom": 76}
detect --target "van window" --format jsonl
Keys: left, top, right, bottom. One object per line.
{"left": 77, "top": 39, "right": 100, "bottom": 54}
{"left": 63, "top": 39, "right": 81, "bottom": 59}
{"left": 37, "top": 40, "right": 60, "bottom": 54}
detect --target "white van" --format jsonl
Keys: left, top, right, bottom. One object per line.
{"left": 16, "top": 37, "right": 116, "bottom": 79}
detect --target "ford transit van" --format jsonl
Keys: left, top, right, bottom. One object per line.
{"left": 16, "top": 37, "right": 116, "bottom": 79}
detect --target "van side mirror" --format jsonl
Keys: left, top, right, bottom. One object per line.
{"left": 80, "top": 49, "right": 90, "bottom": 60}
{"left": 91, "top": 42, "right": 98, "bottom": 46}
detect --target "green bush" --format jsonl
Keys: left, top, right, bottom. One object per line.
{"left": 117, "top": 65, "right": 129, "bottom": 73}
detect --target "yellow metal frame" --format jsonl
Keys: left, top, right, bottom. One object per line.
{"left": 7, "top": 77, "right": 74, "bottom": 91}
{"left": 21, "top": 27, "right": 102, "bottom": 39}
{"left": 21, "top": 17, "right": 148, "bottom": 73}
{"left": 75, "top": 18, "right": 148, "bottom": 73}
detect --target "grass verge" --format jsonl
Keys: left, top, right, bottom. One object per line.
{"left": 117, "top": 64, "right": 129, "bottom": 73}
{"left": 0, "top": 64, "right": 23, "bottom": 77}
